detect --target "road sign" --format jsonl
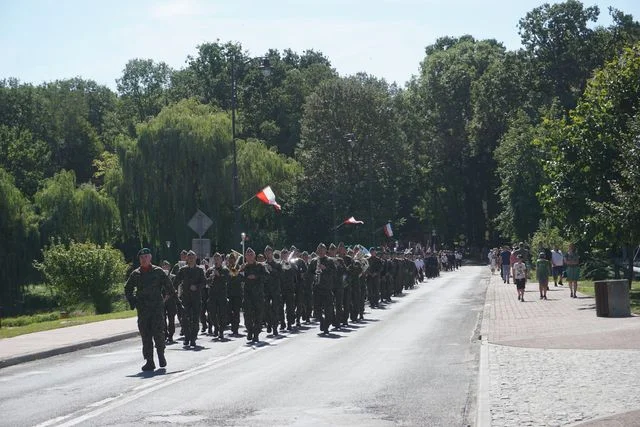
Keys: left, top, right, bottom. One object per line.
{"left": 188, "top": 210, "right": 213, "bottom": 238}
{"left": 192, "top": 239, "right": 211, "bottom": 260}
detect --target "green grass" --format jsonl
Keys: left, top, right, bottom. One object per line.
{"left": 578, "top": 279, "right": 640, "bottom": 315}
{"left": 0, "top": 309, "right": 137, "bottom": 339}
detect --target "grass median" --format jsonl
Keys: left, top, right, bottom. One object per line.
{"left": 0, "top": 309, "right": 137, "bottom": 339}
{"left": 578, "top": 280, "right": 640, "bottom": 315}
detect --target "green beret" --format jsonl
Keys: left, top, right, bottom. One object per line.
{"left": 137, "top": 248, "right": 151, "bottom": 257}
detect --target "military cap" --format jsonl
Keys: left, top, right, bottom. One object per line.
{"left": 245, "top": 247, "right": 255, "bottom": 254}
{"left": 264, "top": 245, "right": 273, "bottom": 252}
{"left": 310, "top": 251, "right": 318, "bottom": 258}
{"left": 329, "top": 243, "right": 337, "bottom": 250}
{"left": 273, "top": 250, "right": 281, "bottom": 259}
{"left": 213, "top": 252, "right": 222, "bottom": 258}
{"left": 180, "top": 249, "right": 188, "bottom": 255}
{"left": 337, "top": 241, "right": 345, "bottom": 249}
{"left": 316, "top": 243, "right": 326, "bottom": 250}
{"left": 162, "top": 260, "right": 171, "bottom": 266}
{"left": 137, "top": 247, "right": 151, "bottom": 257}
{"left": 187, "top": 250, "right": 196, "bottom": 256}
{"left": 301, "top": 251, "right": 309, "bottom": 256}
{"left": 290, "top": 245, "right": 297, "bottom": 252}
{"left": 369, "top": 247, "right": 377, "bottom": 252}
{"left": 281, "top": 248, "right": 288, "bottom": 253}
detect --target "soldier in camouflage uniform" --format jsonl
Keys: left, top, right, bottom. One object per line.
{"left": 170, "top": 250, "right": 188, "bottom": 337}
{"left": 206, "top": 253, "right": 229, "bottom": 340}
{"left": 226, "top": 252, "right": 243, "bottom": 335}
{"left": 174, "top": 250, "right": 206, "bottom": 348}
{"left": 308, "top": 243, "right": 336, "bottom": 334}
{"left": 327, "top": 243, "right": 345, "bottom": 329}
{"left": 367, "top": 247, "right": 383, "bottom": 308}
{"left": 263, "top": 246, "right": 283, "bottom": 336}
{"left": 242, "top": 248, "right": 267, "bottom": 343}
{"left": 161, "top": 260, "right": 178, "bottom": 344}
{"left": 125, "top": 248, "right": 176, "bottom": 371}
{"left": 337, "top": 243, "right": 353, "bottom": 326}
{"left": 280, "top": 248, "right": 298, "bottom": 331}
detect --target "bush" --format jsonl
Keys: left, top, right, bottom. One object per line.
{"left": 34, "top": 241, "right": 128, "bottom": 314}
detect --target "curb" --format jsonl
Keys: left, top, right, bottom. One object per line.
{"left": 0, "top": 331, "right": 139, "bottom": 370}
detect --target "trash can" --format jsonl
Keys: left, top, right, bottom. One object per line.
{"left": 594, "top": 280, "right": 631, "bottom": 317}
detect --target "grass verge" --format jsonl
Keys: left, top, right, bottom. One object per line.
{"left": 0, "top": 309, "right": 136, "bottom": 339}
{"left": 578, "top": 279, "right": 640, "bottom": 315}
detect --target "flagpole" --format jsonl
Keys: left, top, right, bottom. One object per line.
{"left": 333, "top": 222, "right": 345, "bottom": 231}
{"left": 237, "top": 194, "right": 257, "bottom": 210}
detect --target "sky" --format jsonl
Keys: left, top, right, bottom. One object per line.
{"left": 2, "top": 0, "right": 640, "bottom": 90}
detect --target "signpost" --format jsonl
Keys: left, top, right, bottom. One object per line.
{"left": 188, "top": 210, "right": 213, "bottom": 260}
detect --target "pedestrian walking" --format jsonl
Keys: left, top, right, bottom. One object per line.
{"left": 124, "top": 248, "right": 176, "bottom": 371}
{"left": 564, "top": 243, "right": 580, "bottom": 298}
{"left": 551, "top": 246, "right": 564, "bottom": 287}
{"left": 535, "top": 252, "right": 551, "bottom": 300}
{"left": 513, "top": 254, "right": 527, "bottom": 302}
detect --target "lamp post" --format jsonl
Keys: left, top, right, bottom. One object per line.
{"left": 432, "top": 229, "right": 436, "bottom": 252}
{"left": 230, "top": 56, "right": 271, "bottom": 249}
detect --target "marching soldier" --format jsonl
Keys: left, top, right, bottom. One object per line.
{"left": 280, "top": 248, "right": 298, "bottom": 331}
{"left": 174, "top": 250, "right": 206, "bottom": 348}
{"left": 367, "top": 247, "right": 383, "bottom": 308}
{"left": 328, "top": 243, "right": 345, "bottom": 329}
{"left": 226, "top": 252, "right": 243, "bottom": 335}
{"left": 206, "top": 253, "right": 229, "bottom": 340}
{"left": 125, "top": 248, "right": 176, "bottom": 371}
{"left": 242, "top": 248, "right": 268, "bottom": 343}
{"left": 308, "top": 243, "right": 336, "bottom": 334}
{"left": 264, "top": 246, "right": 283, "bottom": 336}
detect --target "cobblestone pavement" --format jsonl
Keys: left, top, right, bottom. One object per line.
{"left": 489, "top": 345, "right": 640, "bottom": 426}
{"left": 480, "top": 270, "right": 640, "bottom": 426}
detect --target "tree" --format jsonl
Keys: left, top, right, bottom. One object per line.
{"left": 297, "top": 75, "right": 407, "bottom": 245}
{"left": 34, "top": 170, "right": 120, "bottom": 245}
{"left": 0, "top": 125, "right": 51, "bottom": 196}
{"left": 0, "top": 168, "right": 40, "bottom": 315}
{"left": 35, "top": 241, "right": 127, "bottom": 313}
{"left": 116, "top": 58, "right": 172, "bottom": 123}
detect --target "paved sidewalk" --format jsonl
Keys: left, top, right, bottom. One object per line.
{"left": 478, "top": 272, "right": 640, "bottom": 427}
{"left": 0, "top": 317, "right": 139, "bottom": 369}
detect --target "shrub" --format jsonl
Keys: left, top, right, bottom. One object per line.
{"left": 34, "top": 241, "right": 127, "bottom": 314}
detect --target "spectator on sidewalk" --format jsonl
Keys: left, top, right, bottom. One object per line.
{"left": 513, "top": 254, "right": 528, "bottom": 302}
{"left": 551, "top": 246, "right": 564, "bottom": 287}
{"left": 500, "top": 246, "right": 512, "bottom": 284}
{"left": 564, "top": 243, "right": 580, "bottom": 298}
{"left": 535, "top": 252, "right": 551, "bottom": 300}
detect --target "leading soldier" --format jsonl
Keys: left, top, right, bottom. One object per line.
{"left": 242, "top": 248, "right": 268, "bottom": 343}
{"left": 308, "top": 243, "right": 337, "bottom": 334}
{"left": 124, "top": 248, "right": 176, "bottom": 371}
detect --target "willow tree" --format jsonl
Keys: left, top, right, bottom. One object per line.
{"left": 119, "top": 99, "right": 302, "bottom": 254}
{"left": 34, "top": 170, "right": 120, "bottom": 245}
{"left": 0, "top": 168, "right": 39, "bottom": 314}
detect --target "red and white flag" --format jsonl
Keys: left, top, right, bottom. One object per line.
{"left": 256, "top": 186, "right": 281, "bottom": 211}
{"left": 383, "top": 222, "right": 393, "bottom": 237}
{"left": 344, "top": 216, "right": 364, "bottom": 225}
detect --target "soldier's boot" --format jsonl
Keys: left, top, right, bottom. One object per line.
{"left": 287, "top": 323, "right": 293, "bottom": 331}
{"left": 207, "top": 326, "right": 213, "bottom": 335}
{"left": 273, "top": 328, "right": 279, "bottom": 337}
{"left": 280, "top": 322, "right": 287, "bottom": 331}
{"left": 183, "top": 340, "right": 190, "bottom": 349}
{"left": 157, "top": 350, "right": 167, "bottom": 368}
{"left": 141, "top": 358, "right": 156, "bottom": 371}
{"left": 213, "top": 328, "right": 218, "bottom": 337}
{"left": 218, "top": 329, "right": 224, "bottom": 340}
{"left": 190, "top": 340, "right": 196, "bottom": 347}
{"left": 266, "top": 325, "right": 272, "bottom": 333}
{"left": 247, "top": 331, "right": 253, "bottom": 341}
{"left": 252, "top": 332, "right": 259, "bottom": 343}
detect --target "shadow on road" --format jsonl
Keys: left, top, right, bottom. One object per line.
{"left": 126, "top": 368, "right": 185, "bottom": 379}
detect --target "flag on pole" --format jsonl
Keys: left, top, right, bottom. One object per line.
{"left": 343, "top": 216, "right": 364, "bottom": 225}
{"left": 256, "top": 186, "right": 281, "bottom": 211}
{"left": 383, "top": 222, "right": 393, "bottom": 237}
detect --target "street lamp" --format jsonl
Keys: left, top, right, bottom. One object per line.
{"left": 231, "top": 56, "right": 271, "bottom": 249}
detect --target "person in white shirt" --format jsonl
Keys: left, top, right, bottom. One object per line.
{"left": 551, "top": 247, "right": 564, "bottom": 287}
{"left": 513, "top": 254, "right": 528, "bottom": 302}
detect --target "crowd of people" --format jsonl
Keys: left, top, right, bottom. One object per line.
{"left": 124, "top": 242, "right": 463, "bottom": 371}
{"left": 487, "top": 242, "right": 580, "bottom": 302}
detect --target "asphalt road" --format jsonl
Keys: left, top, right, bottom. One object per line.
{"left": 0, "top": 266, "right": 488, "bottom": 427}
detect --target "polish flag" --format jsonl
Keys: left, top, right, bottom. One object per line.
{"left": 256, "top": 186, "right": 281, "bottom": 211}
{"left": 383, "top": 223, "right": 393, "bottom": 237}
{"left": 344, "top": 216, "right": 364, "bottom": 225}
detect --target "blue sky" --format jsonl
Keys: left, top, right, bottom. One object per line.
{"left": 2, "top": 0, "right": 639, "bottom": 89}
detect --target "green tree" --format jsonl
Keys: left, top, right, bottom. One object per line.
{"left": 0, "top": 168, "right": 39, "bottom": 315}
{"left": 116, "top": 58, "right": 172, "bottom": 123}
{"left": 35, "top": 241, "right": 127, "bottom": 313}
